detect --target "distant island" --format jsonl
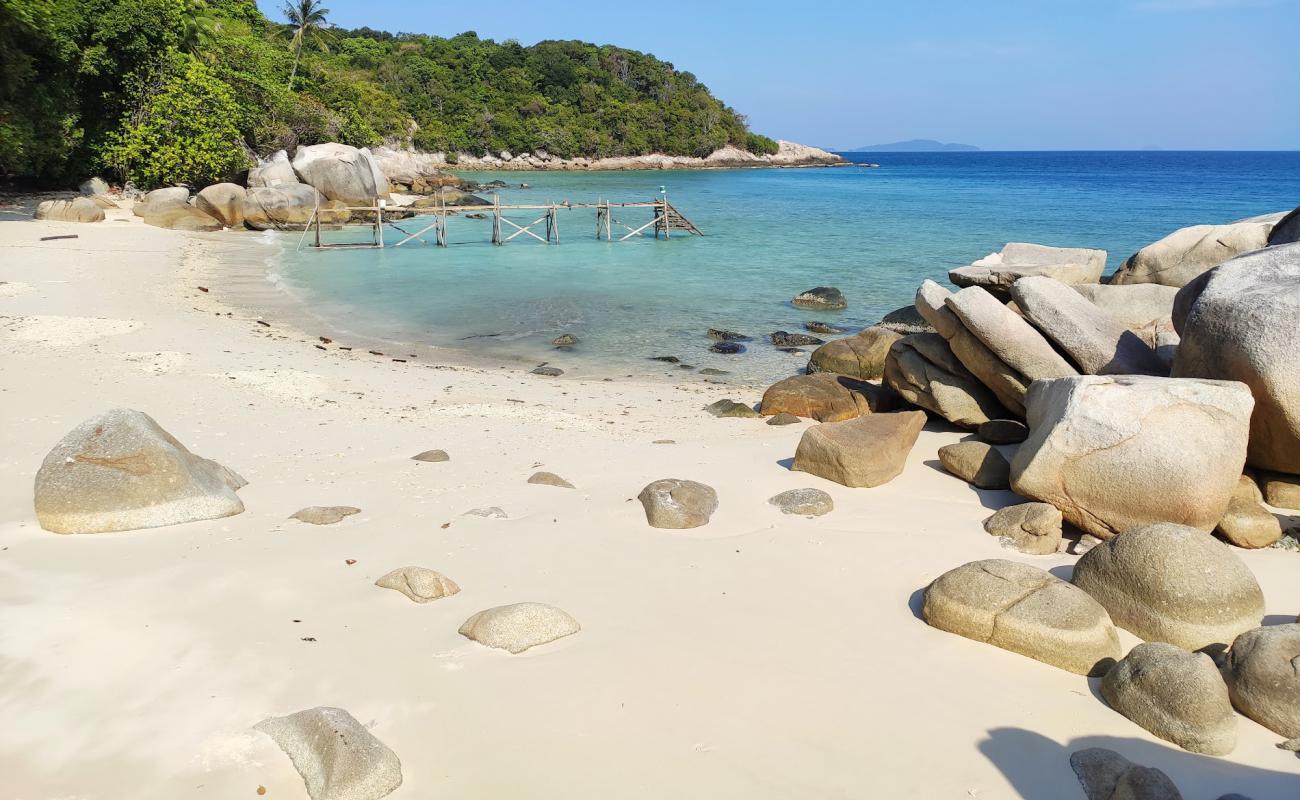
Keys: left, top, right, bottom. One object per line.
{"left": 849, "top": 139, "right": 981, "bottom": 152}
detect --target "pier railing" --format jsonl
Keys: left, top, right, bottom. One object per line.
{"left": 297, "top": 193, "right": 702, "bottom": 251}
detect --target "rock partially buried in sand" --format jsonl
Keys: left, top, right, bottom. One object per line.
{"left": 760, "top": 372, "right": 898, "bottom": 423}
{"left": 705, "top": 399, "right": 760, "bottom": 418}
{"left": 982, "top": 503, "right": 1062, "bottom": 555}
{"left": 1223, "top": 624, "right": 1300, "bottom": 739}
{"left": 531, "top": 365, "right": 564, "bottom": 376}
{"left": 464, "top": 506, "right": 508, "bottom": 519}
{"left": 1069, "top": 747, "right": 1183, "bottom": 800}
{"left": 375, "top": 566, "right": 460, "bottom": 603}
{"left": 1216, "top": 475, "right": 1282, "bottom": 549}
{"left": 411, "top": 449, "right": 449, "bottom": 463}
{"left": 255, "top": 706, "right": 402, "bottom": 800}
{"left": 1010, "top": 375, "right": 1253, "bottom": 539}
{"left": 637, "top": 479, "right": 718, "bottom": 529}
{"left": 528, "top": 471, "right": 574, "bottom": 489}
{"left": 1101, "top": 642, "right": 1237, "bottom": 755}
{"left": 35, "top": 197, "right": 105, "bottom": 223}
{"left": 1071, "top": 522, "right": 1265, "bottom": 651}
{"left": 291, "top": 506, "right": 361, "bottom": 525}
{"left": 767, "top": 413, "right": 802, "bottom": 426}
{"left": 937, "top": 441, "right": 1011, "bottom": 490}
{"left": 459, "top": 602, "right": 580, "bottom": 653}
{"left": 792, "top": 286, "right": 847, "bottom": 310}
{"left": 923, "top": 559, "right": 1121, "bottom": 675}
{"left": 792, "top": 411, "right": 926, "bottom": 488}
{"left": 34, "top": 409, "right": 246, "bottom": 534}
{"left": 768, "top": 488, "right": 833, "bottom": 516}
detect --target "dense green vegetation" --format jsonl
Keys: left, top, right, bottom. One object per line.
{"left": 0, "top": 0, "right": 777, "bottom": 188}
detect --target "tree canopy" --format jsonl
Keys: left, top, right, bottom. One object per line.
{"left": 0, "top": 0, "right": 778, "bottom": 188}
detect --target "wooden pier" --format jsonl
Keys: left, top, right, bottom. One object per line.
{"left": 299, "top": 194, "right": 702, "bottom": 251}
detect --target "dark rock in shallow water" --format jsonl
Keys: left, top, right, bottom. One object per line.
{"left": 650, "top": 355, "right": 681, "bottom": 363}
{"left": 771, "top": 331, "right": 826, "bottom": 347}
{"left": 805, "top": 321, "right": 847, "bottom": 335}
{"left": 552, "top": 333, "right": 578, "bottom": 346}
{"left": 877, "top": 304, "right": 935, "bottom": 335}
{"left": 699, "top": 368, "right": 729, "bottom": 376}
{"left": 707, "top": 328, "right": 753, "bottom": 342}
{"left": 705, "top": 399, "right": 760, "bottom": 418}
{"left": 710, "top": 342, "right": 746, "bottom": 355}
{"left": 531, "top": 365, "right": 564, "bottom": 376}
{"left": 792, "top": 286, "right": 847, "bottom": 310}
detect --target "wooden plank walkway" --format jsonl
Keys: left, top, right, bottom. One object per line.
{"left": 300, "top": 194, "right": 702, "bottom": 250}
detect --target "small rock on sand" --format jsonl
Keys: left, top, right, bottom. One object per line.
{"left": 1101, "top": 641, "right": 1237, "bottom": 755}
{"left": 375, "top": 567, "right": 460, "bottom": 603}
{"left": 291, "top": 506, "right": 361, "bottom": 525}
{"left": 768, "top": 488, "right": 833, "bottom": 516}
{"left": 411, "top": 449, "right": 449, "bottom": 463}
{"left": 1069, "top": 747, "right": 1182, "bottom": 800}
{"left": 638, "top": 479, "right": 718, "bottom": 529}
{"left": 1216, "top": 475, "right": 1282, "bottom": 549}
{"left": 528, "top": 471, "right": 575, "bottom": 489}
{"left": 983, "top": 502, "right": 1062, "bottom": 555}
{"left": 767, "top": 413, "right": 802, "bottom": 426}
{"left": 255, "top": 706, "right": 402, "bottom": 800}
{"left": 705, "top": 399, "right": 760, "bottom": 418}
{"left": 459, "top": 602, "right": 580, "bottom": 653}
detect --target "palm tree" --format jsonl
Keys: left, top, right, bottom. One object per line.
{"left": 283, "top": 0, "right": 332, "bottom": 89}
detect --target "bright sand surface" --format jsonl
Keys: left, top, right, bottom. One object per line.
{"left": 1, "top": 206, "right": 1298, "bottom": 799}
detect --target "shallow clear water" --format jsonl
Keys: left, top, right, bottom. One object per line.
{"left": 272, "top": 151, "right": 1300, "bottom": 383}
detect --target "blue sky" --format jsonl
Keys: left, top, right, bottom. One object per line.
{"left": 257, "top": 0, "right": 1299, "bottom": 150}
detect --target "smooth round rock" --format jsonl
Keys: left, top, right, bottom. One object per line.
{"left": 458, "top": 602, "right": 580, "bottom": 654}
{"left": 1101, "top": 641, "right": 1237, "bottom": 755}
{"left": 982, "top": 502, "right": 1062, "bottom": 555}
{"left": 767, "top": 413, "right": 802, "bottom": 426}
{"left": 938, "top": 441, "right": 1011, "bottom": 490}
{"left": 637, "top": 479, "right": 718, "bottom": 529}
{"left": 1223, "top": 624, "right": 1300, "bottom": 738}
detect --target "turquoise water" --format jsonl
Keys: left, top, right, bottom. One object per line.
{"left": 273, "top": 151, "right": 1300, "bottom": 382}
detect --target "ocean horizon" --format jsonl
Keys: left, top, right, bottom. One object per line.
{"left": 268, "top": 150, "right": 1300, "bottom": 383}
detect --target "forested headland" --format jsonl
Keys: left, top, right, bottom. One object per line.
{"left": 0, "top": 0, "right": 779, "bottom": 188}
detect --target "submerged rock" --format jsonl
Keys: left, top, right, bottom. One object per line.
{"left": 638, "top": 478, "right": 718, "bottom": 529}
{"left": 791, "top": 286, "right": 847, "bottom": 310}
{"left": 770, "top": 331, "right": 825, "bottom": 347}
{"left": 255, "top": 706, "right": 402, "bottom": 800}
{"left": 924, "top": 559, "right": 1121, "bottom": 675}
{"left": 551, "top": 333, "right": 579, "bottom": 347}
{"left": 459, "top": 602, "right": 580, "bottom": 653}
{"left": 709, "top": 341, "right": 746, "bottom": 355}
{"left": 34, "top": 409, "right": 246, "bottom": 534}
{"left": 804, "top": 321, "right": 846, "bottom": 335}
{"left": 707, "top": 328, "right": 752, "bottom": 342}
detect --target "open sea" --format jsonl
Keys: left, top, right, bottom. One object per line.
{"left": 266, "top": 151, "right": 1300, "bottom": 383}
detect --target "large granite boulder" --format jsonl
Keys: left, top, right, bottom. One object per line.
{"left": 760, "top": 372, "right": 898, "bottom": 422}
{"left": 1268, "top": 206, "right": 1300, "bottom": 246}
{"left": 132, "top": 186, "right": 190, "bottom": 217}
{"left": 915, "top": 280, "right": 1030, "bottom": 416}
{"left": 1072, "top": 283, "right": 1180, "bottom": 331}
{"left": 1110, "top": 219, "right": 1275, "bottom": 287}
{"left": 143, "top": 205, "right": 223, "bottom": 231}
{"left": 1216, "top": 475, "right": 1282, "bottom": 549}
{"left": 1172, "top": 242, "right": 1300, "bottom": 474}
{"left": 79, "top": 177, "right": 110, "bottom": 196}
{"left": 792, "top": 411, "right": 926, "bottom": 488}
{"left": 370, "top": 146, "right": 462, "bottom": 192}
{"left": 255, "top": 706, "right": 402, "bottom": 800}
{"left": 923, "top": 559, "right": 1120, "bottom": 675}
{"left": 1101, "top": 642, "right": 1236, "bottom": 755}
{"left": 195, "top": 182, "right": 247, "bottom": 228}
{"left": 637, "top": 478, "right": 718, "bottom": 529}
{"left": 950, "top": 242, "right": 1106, "bottom": 293}
{"left": 241, "top": 184, "right": 350, "bottom": 231}
{"left": 1010, "top": 376, "right": 1253, "bottom": 539}
{"left": 1069, "top": 748, "right": 1183, "bottom": 800}
{"left": 458, "top": 602, "right": 580, "bottom": 653}
{"left": 946, "top": 286, "right": 1079, "bottom": 383}
{"left": 247, "top": 149, "right": 300, "bottom": 188}
{"left": 1223, "top": 624, "right": 1300, "bottom": 738}
{"left": 806, "top": 326, "right": 902, "bottom": 379}
{"left": 1011, "top": 276, "right": 1165, "bottom": 375}
{"left": 292, "top": 143, "right": 388, "bottom": 206}
{"left": 882, "top": 333, "right": 1008, "bottom": 428}
{"left": 34, "top": 197, "right": 105, "bottom": 223}
{"left": 34, "top": 409, "right": 246, "bottom": 534}
{"left": 1071, "top": 522, "right": 1265, "bottom": 650}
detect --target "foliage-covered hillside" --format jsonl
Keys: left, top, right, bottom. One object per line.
{"left": 0, "top": 0, "right": 777, "bottom": 187}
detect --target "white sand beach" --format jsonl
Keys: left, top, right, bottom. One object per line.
{"left": 2, "top": 208, "right": 1298, "bottom": 799}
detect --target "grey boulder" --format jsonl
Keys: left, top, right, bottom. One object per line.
{"left": 1069, "top": 748, "right": 1183, "bottom": 800}
{"left": 195, "top": 182, "right": 247, "bottom": 228}
{"left": 1223, "top": 624, "right": 1300, "bottom": 739}
{"left": 34, "top": 409, "right": 245, "bottom": 534}
{"left": 1011, "top": 276, "right": 1165, "bottom": 375}
{"left": 292, "top": 142, "right": 389, "bottom": 206}
{"left": 248, "top": 149, "right": 301, "bottom": 188}
{"left": 1101, "top": 642, "right": 1236, "bottom": 755}
{"left": 638, "top": 478, "right": 718, "bottom": 529}
{"left": 242, "top": 184, "right": 349, "bottom": 231}
{"left": 937, "top": 441, "right": 1011, "bottom": 490}
{"left": 950, "top": 242, "right": 1106, "bottom": 293}
{"left": 1111, "top": 218, "right": 1276, "bottom": 287}
{"left": 768, "top": 488, "right": 834, "bottom": 516}
{"left": 256, "top": 707, "right": 401, "bottom": 800}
